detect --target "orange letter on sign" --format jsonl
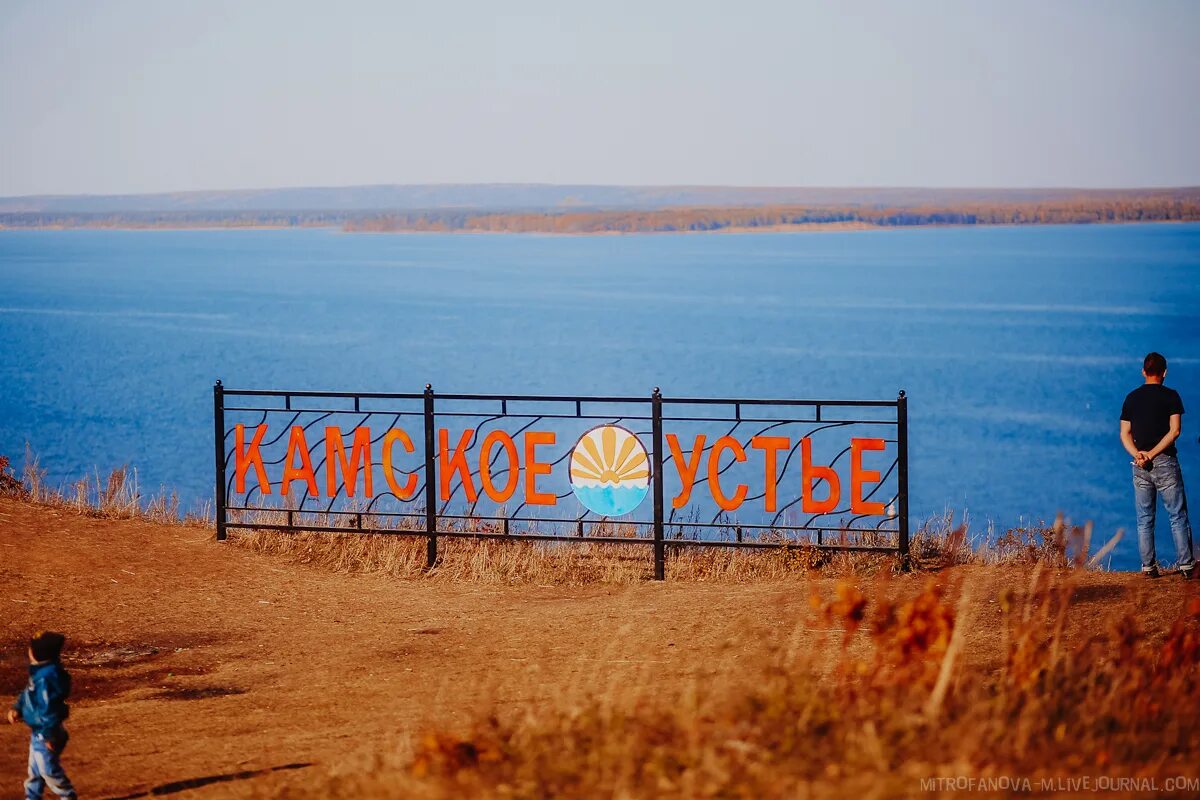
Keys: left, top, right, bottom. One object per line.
{"left": 234, "top": 423, "right": 272, "bottom": 495}
{"left": 524, "top": 431, "right": 556, "bottom": 506}
{"left": 667, "top": 433, "right": 705, "bottom": 509}
{"left": 751, "top": 436, "right": 790, "bottom": 512}
{"left": 382, "top": 428, "right": 418, "bottom": 499}
{"left": 281, "top": 426, "right": 319, "bottom": 497}
{"left": 480, "top": 430, "right": 520, "bottom": 503}
{"left": 850, "top": 438, "right": 887, "bottom": 515}
{"left": 439, "top": 429, "right": 478, "bottom": 502}
{"left": 708, "top": 436, "right": 749, "bottom": 511}
{"left": 800, "top": 437, "right": 839, "bottom": 514}
{"left": 325, "top": 426, "right": 374, "bottom": 498}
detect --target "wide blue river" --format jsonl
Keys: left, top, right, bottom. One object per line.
{"left": 2, "top": 224, "right": 1198, "bottom": 570}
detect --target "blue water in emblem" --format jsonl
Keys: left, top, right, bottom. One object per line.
{"left": 572, "top": 483, "right": 651, "bottom": 518}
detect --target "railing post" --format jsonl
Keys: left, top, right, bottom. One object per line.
{"left": 651, "top": 387, "right": 665, "bottom": 581}
{"left": 213, "top": 380, "right": 227, "bottom": 542}
{"left": 423, "top": 384, "right": 438, "bottom": 570}
{"left": 897, "top": 389, "right": 910, "bottom": 569}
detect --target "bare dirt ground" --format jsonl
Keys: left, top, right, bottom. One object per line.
{"left": 1, "top": 495, "right": 1196, "bottom": 798}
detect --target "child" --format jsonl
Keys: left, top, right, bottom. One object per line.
{"left": 6, "top": 631, "right": 77, "bottom": 800}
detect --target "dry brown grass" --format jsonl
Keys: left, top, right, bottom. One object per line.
{"left": 8, "top": 447, "right": 210, "bottom": 525}
{"left": 226, "top": 507, "right": 1094, "bottom": 585}
{"left": 229, "top": 528, "right": 883, "bottom": 584}
{"left": 255, "top": 567, "right": 1200, "bottom": 799}
{"left": 227, "top": 498, "right": 904, "bottom": 583}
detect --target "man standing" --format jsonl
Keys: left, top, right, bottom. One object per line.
{"left": 1120, "top": 352, "right": 1195, "bottom": 579}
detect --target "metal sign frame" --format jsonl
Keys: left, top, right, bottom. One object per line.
{"left": 214, "top": 382, "right": 910, "bottom": 579}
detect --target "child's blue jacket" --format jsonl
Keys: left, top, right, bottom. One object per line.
{"left": 12, "top": 661, "right": 71, "bottom": 736}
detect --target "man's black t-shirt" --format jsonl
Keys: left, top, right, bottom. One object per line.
{"left": 1121, "top": 384, "right": 1185, "bottom": 456}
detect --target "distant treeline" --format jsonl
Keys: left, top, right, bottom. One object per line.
{"left": 344, "top": 196, "right": 1200, "bottom": 233}
{"left": 3, "top": 193, "right": 1199, "bottom": 233}
{"left": 0, "top": 211, "right": 350, "bottom": 229}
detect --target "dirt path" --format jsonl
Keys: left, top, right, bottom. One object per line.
{"left": 1, "top": 497, "right": 1195, "bottom": 797}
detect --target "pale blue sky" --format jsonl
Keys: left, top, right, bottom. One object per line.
{"left": 2, "top": 0, "right": 1198, "bottom": 196}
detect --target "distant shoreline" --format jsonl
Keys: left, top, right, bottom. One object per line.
{"left": 2, "top": 219, "right": 1196, "bottom": 235}
{"left": 4, "top": 191, "right": 1198, "bottom": 235}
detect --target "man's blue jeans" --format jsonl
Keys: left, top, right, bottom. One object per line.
{"left": 1133, "top": 454, "right": 1196, "bottom": 572}
{"left": 25, "top": 732, "right": 75, "bottom": 800}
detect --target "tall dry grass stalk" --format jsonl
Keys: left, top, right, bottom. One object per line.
{"left": 274, "top": 567, "right": 1200, "bottom": 798}
{"left": 5, "top": 447, "right": 210, "bottom": 525}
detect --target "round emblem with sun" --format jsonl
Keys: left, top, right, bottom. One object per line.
{"left": 569, "top": 425, "right": 651, "bottom": 517}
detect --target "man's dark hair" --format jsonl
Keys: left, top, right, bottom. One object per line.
{"left": 1144, "top": 352, "right": 1167, "bottom": 377}
{"left": 30, "top": 631, "right": 65, "bottom": 663}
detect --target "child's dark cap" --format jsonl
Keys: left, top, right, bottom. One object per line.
{"left": 30, "top": 631, "right": 66, "bottom": 663}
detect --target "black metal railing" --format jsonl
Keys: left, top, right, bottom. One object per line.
{"left": 214, "top": 382, "right": 910, "bottom": 579}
